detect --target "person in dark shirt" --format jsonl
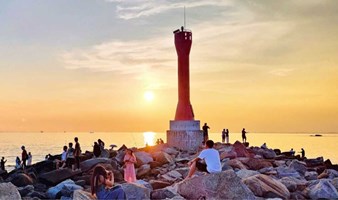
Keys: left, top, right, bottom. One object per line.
{"left": 21, "top": 146, "right": 28, "bottom": 169}
{"left": 93, "top": 142, "right": 101, "bottom": 158}
{"left": 1, "top": 157, "right": 7, "bottom": 171}
{"left": 74, "top": 137, "right": 81, "bottom": 170}
{"left": 242, "top": 128, "right": 247, "bottom": 143}
{"left": 202, "top": 123, "right": 210, "bottom": 143}
{"left": 300, "top": 148, "right": 305, "bottom": 158}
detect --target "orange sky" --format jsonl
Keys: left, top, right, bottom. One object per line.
{"left": 0, "top": 1, "right": 337, "bottom": 133}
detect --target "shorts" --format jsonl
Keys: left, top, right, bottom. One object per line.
{"left": 196, "top": 161, "right": 208, "bottom": 173}
{"left": 66, "top": 157, "right": 75, "bottom": 166}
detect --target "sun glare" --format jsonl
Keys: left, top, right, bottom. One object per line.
{"left": 144, "top": 91, "right": 154, "bottom": 102}
{"left": 143, "top": 132, "right": 155, "bottom": 146}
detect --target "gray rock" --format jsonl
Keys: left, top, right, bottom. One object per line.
{"left": 332, "top": 177, "right": 338, "bottom": 190}
{"left": 276, "top": 166, "right": 301, "bottom": 179}
{"left": 177, "top": 170, "right": 255, "bottom": 199}
{"left": 289, "top": 160, "right": 307, "bottom": 176}
{"left": 290, "top": 191, "right": 307, "bottom": 200}
{"left": 27, "top": 191, "right": 47, "bottom": 199}
{"left": 151, "top": 188, "right": 177, "bottom": 199}
{"left": 236, "top": 169, "right": 260, "bottom": 179}
{"left": 0, "top": 182, "right": 21, "bottom": 200}
{"left": 39, "top": 168, "right": 82, "bottom": 186}
{"left": 75, "top": 180, "right": 86, "bottom": 187}
{"left": 307, "top": 179, "right": 338, "bottom": 199}
{"left": 305, "top": 171, "right": 318, "bottom": 181}
{"left": 149, "top": 180, "right": 171, "bottom": 190}
{"left": 280, "top": 177, "right": 307, "bottom": 192}
{"left": 121, "top": 182, "right": 151, "bottom": 200}
{"left": 9, "top": 173, "right": 34, "bottom": 187}
{"left": 18, "top": 185, "right": 34, "bottom": 197}
{"left": 135, "top": 180, "right": 153, "bottom": 191}
{"left": 46, "top": 179, "right": 75, "bottom": 199}
{"left": 136, "top": 164, "right": 151, "bottom": 178}
{"left": 80, "top": 158, "right": 112, "bottom": 172}
{"left": 73, "top": 190, "right": 95, "bottom": 200}
{"left": 153, "top": 151, "right": 174, "bottom": 165}
{"left": 258, "top": 167, "right": 277, "bottom": 176}
{"left": 135, "top": 152, "right": 153, "bottom": 166}
{"left": 162, "top": 147, "right": 179, "bottom": 155}
{"left": 243, "top": 174, "right": 290, "bottom": 199}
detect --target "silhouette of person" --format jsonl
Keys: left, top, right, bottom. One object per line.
{"left": 27, "top": 152, "right": 32, "bottom": 166}
{"left": 300, "top": 148, "right": 305, "bottom": 158}
{"left": 21, "top": 146, "right": 28, "bottom": 169}
{"left": 261, "top": 143, "right": 267, "bottom": 149}
{"left": 159, "top": 138, "right": 164, "bottom": 144}
{"left": 222, "top": 129, "right": 226, "bottom": 143}
{"left": 74, "top": 137, "right": 81, "bottom": 170}
{"left": 15, "top": 157, "right": 21, "bottom": 169}
{"left": 98, "top": 139, "right": 105, "bottom": 151}
{"left": 202, "top": 123, "right": 210, "bottom": 143}
{"left": 1, "top": 157, "right": 7, "bottom": 171}
{"left": 290, "top": 148, "right": 295, "bottom": 156}
{"left": 93, "top": 142, "right": 101, "bottom": 158}
{"left": 156, "top": 139, "right": 160, "bottom": 145}
{"left": 225, "top": 129, "right": 229, "bottom": 144}
{"left": 67, "top": 142, "right": 75, "bottom": 169}
{"left": 242, "top": 128, "right": 247, "bottom": 143}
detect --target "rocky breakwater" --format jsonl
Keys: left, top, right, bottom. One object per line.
{"left": 1, "top": 141, "right": 338, "bottom": 199}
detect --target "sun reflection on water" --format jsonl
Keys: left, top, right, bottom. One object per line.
{"left": 143, "top": 132, "right": 155, "bottom": 146}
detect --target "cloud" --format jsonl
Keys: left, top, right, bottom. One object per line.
{"left": 269, "top": 68, "right": 295, "bottom": 77}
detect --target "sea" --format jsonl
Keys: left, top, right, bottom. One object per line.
{"left": 0, "top": 132, "right": 337, "bottom": 172}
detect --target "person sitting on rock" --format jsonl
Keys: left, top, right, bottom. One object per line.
{"left": 185, "top": 140, "right": 221, "bottom": 179}
{"left": 91, "top": 165, "right": 126, "bottom": 199}
{"left": 15, "top": 157, "right": 21, "bottom": 169}
{"left": 56, "top": 145, "right": 67, "bottom": 169}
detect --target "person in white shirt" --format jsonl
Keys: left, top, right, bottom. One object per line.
{"left": 56, "top": 146, "right": 68, "bottom": 169}
{"left": 185, "top": 140, "right": 221, "bottom": 179}
{"left": 27, "top": 152, "right": 32, "bottom": 166}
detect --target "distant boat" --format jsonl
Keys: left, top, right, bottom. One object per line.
{"left": 40, "top": 131, "right": 44, "bottom": 133}
{"left": 315, "top": 134, "right": 322, "bottom": 137}
{"left": 90, "top": 131, "right": 94, "bottom": 134}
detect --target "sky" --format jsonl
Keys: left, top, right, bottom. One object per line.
{"left": 0, "top": 0, "right": 337, "bottom": 133}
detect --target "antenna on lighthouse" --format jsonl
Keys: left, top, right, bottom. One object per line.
{"left": 184, "top": 6, "right": 186, "bottom": 28}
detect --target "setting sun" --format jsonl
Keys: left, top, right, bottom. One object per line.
{"left": 144, "top": 91, "right": 154, "bottom": 102}
{"left": 143, "top": 132, "right": 155, "bottom": 146}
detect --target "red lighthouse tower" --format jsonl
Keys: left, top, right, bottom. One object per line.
{"left": 167, "top": 26, "right": 203, "bottom": 151}
{"left": 174, "top": 26, "right": 194, "bottom": 120}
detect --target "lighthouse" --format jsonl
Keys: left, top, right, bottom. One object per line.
{"left": 167, "top": 26, "right": 203, "bottom": 151}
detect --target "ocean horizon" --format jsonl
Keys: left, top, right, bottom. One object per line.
{"left": 1, "top": 131, "right": 337, "bottom": 172}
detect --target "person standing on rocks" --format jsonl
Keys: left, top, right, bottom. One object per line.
{"left": 123, "top": 149, "right": 137, "bottom": 183}
{"left": 222, "top": 129, "right": 226, "bottom": 143}
{"left": 202, "top": 123, "right": 210, "bottom": 143}
{"left": 225, "top": 129, "right": 229, "bottom": 144}
{"left": 21, "top": 146, "right": 28, "bottom": 169}
{"left": 300, "top": 148, "right": 305, "bottom": 158}
{"left": 185, "top": 140, "right": 221, "bottom": 179}
{"left": 1, "top": 157, "right": 7, "bottom": 171}
{"left": 27, "top": 152, "right": 32, "bottom": 166}
{"left": 242, "top": 128, "right": 248, "bottom": 143}
{"left": 91, "top": 165, "right": 126, "bottom": 199}
{"left": 93, "top": 142, "right": 101, "bottom": 158}
{"left": 67, "top": 142, "right": 75, "bottom": 170}
{"left": 74, "top": 137, "right": 81, "bottom": 171}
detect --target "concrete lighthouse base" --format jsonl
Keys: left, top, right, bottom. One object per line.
{"left": 167, "top": 120, "right": 203, "bottom": 152}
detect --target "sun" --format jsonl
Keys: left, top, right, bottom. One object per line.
{"left": 143, "top": 132, "right": 155, "bottom": 146}
{"left": 144, "top": 91, "right": 154, "bottom": 102}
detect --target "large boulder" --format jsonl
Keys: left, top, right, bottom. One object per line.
{"left": 233, "top": 141, "right": 252, "bottom": 157}
{"left": 46, "top": 179, "right": 80, "bottom": 199}
{"left": 161, "top": 170, "right": 182, "bottom": 182}
{"left": 18, "top": 185, "right": 34, "bottom": 197}
{"left": 177, "top": 170, "right": 255, "bottom": 199}
{"left": 227, "top": 158, "right": 247, "bottom": 170}
{"left": 305, "top": 171, "right": 318, "bottom": 181}
{"left": 135, "top": 152, "right": 153, "bottom": 167}
{"left": 151, "top": 188, "right": 183, "bottom": 200}
{"left": 121, "top": 182, "right": 151, "bottom": 200}
{"left": 289, "top": 160, "right": 307, "bottom": 176}
{"left": 136, "top": 164, "right": 151, "bottom": 178}
{"left": 280, "top": 176, "right": 307, "bottom": 192}
{"left": 39, "top": 168, "right": 82, "bottom": 186}
{"left": 243, "top": 174, "right": 290, "bottom": 199}
{"left": 73, "top": 190, "right": 96, "bottom": 200}
{"left": 80, "top": 158, "right": 112, "bottom": 172}
{"left": 251, "top": 147, "right": 276, "bottom": 159}
{"left": 153, "top": 151, "right": 173, "bottom": 166}
{"left": 238, "top": 157, "right": 273, "bottom": 170}
{"left": 276, "top": 166, "right": 301, "bottom": 179}
{"left": 236, "top": 169, "right": 260, "bottom": 179}
{"left": 0, "top": 182, "right": 21, "bottom": 200}
{"left": 306, "top": 179, "right": 338, "bottom": 199}
{"left": 149, "top": 180, "right": 172, "bottom": 190}
{"left": 305, "top": 157, "right": 324, "bottom": 167}
{"left": 9, "top": 173, "right": 34, "bottom": 187}
{"left": 220, "top": 151, "right": 237, "bottom": 160}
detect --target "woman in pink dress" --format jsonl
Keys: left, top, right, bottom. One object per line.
{"left": 124, "top": 149, "right": 137, "bottom": 183}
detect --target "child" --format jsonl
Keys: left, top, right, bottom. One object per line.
{"left": 91, "top": 165, "right": 126, "bottom": 199}
{"left": 123, "top": 149, "right": 137, "bottom": 183}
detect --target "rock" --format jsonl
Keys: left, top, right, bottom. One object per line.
{"left": 305, "top": 171, "right": 318, "bottom": 181}
{"left": 306, "top": 179, "right": 338, "bottom": 199}
{"left": 135, "top": 180, "right": 153, "bottom": 191}
{"left": 274, "top": 160, "right": 286, "bottom": 167}
{"left": 33, "top": 183, "right": 47, "bottom": 192}
{"left": 73, "top": 190, "right": 96, "bottom": 200}
{"left": 39, "top": 168, "right": 82, "bottom": 186}
{"left": 75, "top": 180, "right": 86, "bottom": 187}
{"left": 73, "top": 175, "right": 91, "bottom": 185}
{"left": 276, "top": 166, "right": 301, "bottom": 179}
{"left": 220, "top": 151, "right": 237, "bottom": 160}
{"left": 290, "top": 191, "right": 307, "bottom": 200}
{"left": 332, "top": 177, "right": 338, "bottom": 190}
{"left": 280, "top": 177, "right": 307, "bottom": 192}
{"left": 258, "top": 167, "right": 277, "bottom": 176}
{"left": 149, "top": 161, "right": 162, "bottom": 169}
{"left": 151, "top": 188, "right": 178, "bottom": 199}
{"left": 233, "top": 141, "right": 252, "bottom": 157}
{"left": 135, "top": 152, "right": 153, "bottom": 167}
{"left": 80, "top": 158, "right": 112, "bottom": 172}
{"left": 9, "top": 173, "right": 34, "bottom": 187}
{"left": 324, "top": 169, "right": 338, "bottom": 179}
{"left": 153, "top": 151, "right": 174, "bottom": 165}
{"left": 61, "top": 182, "right": 83, "bottom": 197}
{"left": 112, "top": 169, "right": 124, "bottom": 183}
{"left": 136, "top": 164, "right": 151, "bottom": 178}
{"left": 238, "top": 157, "right": 273, "bottom": 170}
{"left": 0, "top": 182, "right": 21, "bottom": 200}
{"left": 46, "top": 179, "right": 76, "bottom": 199}
{"left": 227, "top": 158, "right": 247, "bottom": 170}
{"left": 177, "top": 170, "right": 255, "bottom": 199}
{"left": 149, "top": 180, "right": 171, "bottom": 190}
{"left": 100, "top": 149, "right": 110, "bottom": 158}
{"left": 305, "top": 157, "right": 324, "bottom": 167}
{"left": 161, "top": 170, "right": 183, "bottom": 182}
{"left": 236, "top": 169, "right": 260, "bottom": 179}
{"left": 274, "top": 149, "right": 281, "bottom": 155}
{"left": 175, "top": 167, "right": 190, "bottom": 178}
{"left": 18, "top": 185, "right": 34, "bottom": 197}
{"left": 289, "top": 160, "right": 307, "bottom": 176}
{"left": 162, "top": 147, "right": 179, "bottom": 156}
{"left": 121, "top": 182, "right": 151, "bottom": 200}
{"left": 221, "top": 162, "right": 233, "bottom": 171}
{"left": 243, "top": 174, "right": 290, "bottom": 199}
{"left": 27, "top": 191, "right": 47, "bottom": 199}
{"left": 251, "top": 147, "right": 276, "bottom": 159}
